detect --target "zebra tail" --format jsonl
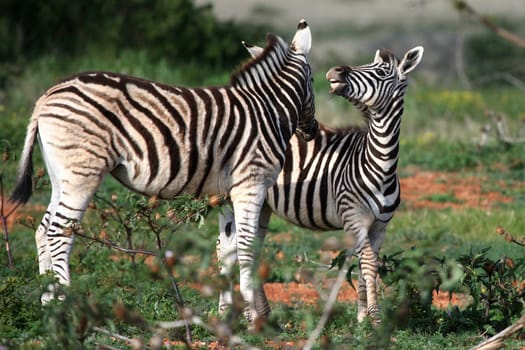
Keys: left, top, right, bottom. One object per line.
{"left": 8, "top": 111, "right": 39, "bottom": 206}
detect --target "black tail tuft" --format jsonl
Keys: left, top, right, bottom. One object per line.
{"left": 8, "top": 150, "right": 34, "bottom": 205}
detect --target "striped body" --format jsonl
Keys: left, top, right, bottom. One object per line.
{"left": 37, "top": 72, "right": 294, "bottom": 199}
{"left": 9, "top": 21, "right": 317, "bottom": 327}
{"left": 267, "top": 123, "right": 399, "bottom": 230}
{"left": 217, "top": 45, "right": 424, "bottom": 324}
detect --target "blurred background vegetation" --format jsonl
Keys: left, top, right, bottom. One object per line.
{"left": 0, "top": 0, "right": 268, "bottom": 84}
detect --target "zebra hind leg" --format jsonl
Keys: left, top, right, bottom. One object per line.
{"left": 41, "top": 172, "right": 103, "bottom": 303}
{"left": 37, "top": 210, "right": 55, "bottom": 304}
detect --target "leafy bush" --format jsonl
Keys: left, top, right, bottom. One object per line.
{"left": 0, "top": 266, "right": 45, "bottom": 342}
{"left": 329, "top": 234, "right": 524, "bottom": 347}
{"left": 455, "top": 247, "right": 524, "bottom": 334}
{"left": 0, "top": 0, "right": 268, "bottom": 87}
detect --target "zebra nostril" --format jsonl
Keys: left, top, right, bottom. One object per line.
{"left": 334, "top": 66, "right": 344, "bottom": 73}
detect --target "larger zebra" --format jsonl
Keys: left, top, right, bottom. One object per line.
{"left": 9, "top": 20, "right": 318, "bottom": 326}
{"left": 217, "top": 45, "right": 423, "bottom": 323}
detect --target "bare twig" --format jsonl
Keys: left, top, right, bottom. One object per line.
{"left": 94, "top": 194, "right": 137, "bottom": 264}
{"left": 454, "top": 0, "right": 525, "bottom": 49}
{"left": 471, "top": 72, "right": 525, "bottom": 91}
{"left": 92, "top": 326, "right": 144, "bottom": 349}
{"left": 469, "top": 313, "right": 525, "bottom": 350}
{"left": 160, "top": 255, "right": 193, "bottom": 344}
{"left": 0, "top": 175, "right": 14, "bottom": 268}
{"left": 303, "top": 256, "right": 349, "bottom": 350}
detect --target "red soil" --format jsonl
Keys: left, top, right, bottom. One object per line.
{"left": 399, "top": 170, "right": 514, "bottom": 210}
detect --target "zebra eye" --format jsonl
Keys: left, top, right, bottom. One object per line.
{"left": 375, "top": 68, "right": 387, "bottom": 77}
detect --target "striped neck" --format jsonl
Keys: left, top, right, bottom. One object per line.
{"left": 229, "top": 33, "right": 314, "bottom": 141}
{"left": 363, "top": 83, "right": 407, "bottom": 176}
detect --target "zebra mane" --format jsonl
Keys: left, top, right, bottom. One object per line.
{"left": 230, "top": 33, "right": 289, "bottom": 88}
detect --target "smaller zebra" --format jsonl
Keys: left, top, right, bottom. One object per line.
{"left": 217, "top": 45, "right": 423, "bottom": 324}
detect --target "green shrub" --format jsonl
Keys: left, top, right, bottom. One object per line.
{"left": 0, "top": 0, "right": 268, "bottom": 87}
{"left": 0, "top": 263, "right": 45, "bottom": 343}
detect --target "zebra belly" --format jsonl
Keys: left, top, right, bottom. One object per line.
{"left": 266, "top": 186, "right": 342, "bottom": 231}
{"left": 111, "top": 157, "right": 229, "bottom": 199}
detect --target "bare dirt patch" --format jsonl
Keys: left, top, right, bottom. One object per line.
{"left": 263, "top": 281, "right": 469, "bottom": 309}
{"left": 399, "top": 170, "right": 514, "bottom": 210}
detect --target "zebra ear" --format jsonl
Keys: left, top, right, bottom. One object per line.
{"left": 373, "top": 49, "right": 383, "bottom": 63}
{"left": 290, "top": 19, "right": 311, "bottom": 55}
{"left": 398, "top": 46, "right": 424, "bottom": 76}
{"left": 242, "top": 41, "right": 264, "bottom": 59}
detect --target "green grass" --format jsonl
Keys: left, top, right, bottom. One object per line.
{"left": 1, "top": 51, "right": 525, "bottom": 349}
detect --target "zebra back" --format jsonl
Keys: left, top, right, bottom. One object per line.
{"left": 9, "top": 22, "right": 318, "bottom": 206}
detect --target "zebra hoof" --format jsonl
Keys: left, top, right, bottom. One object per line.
{"left": 41, "top": 284, "right": 66, "bottom": 304}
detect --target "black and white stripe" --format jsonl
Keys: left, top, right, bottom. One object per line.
{"left": 218, "top": 45, "right": 423, "bottom": 323}
{"left": 9, "top": 20, "right": 317, "bottom": 327}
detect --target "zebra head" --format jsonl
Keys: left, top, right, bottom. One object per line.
{"left": 240, "top": 20, "right": 318, "bottom": 141}
{"left": 326, "top": 46, "right": 424, "bottom": 114}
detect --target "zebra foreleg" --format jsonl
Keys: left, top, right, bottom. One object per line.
{"left": 231, "top": 191, "right": 270, "bottom": 329}
{"left": 357, "top": 240, "right": 381, "bottom": 324}
{"left": 357, "top": 271, "right": 368, "bottom": 322}
{"left": 217, "top": 203, "right": 272, "bottom": 327}
{"left": 217, "top": 207, "right": 238, "bottom": 316}
{"left": 252, "top": 204, "right": 272, "bottom": 320}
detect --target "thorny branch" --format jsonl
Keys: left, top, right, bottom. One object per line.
{"left": 70, "top": 224, "right": 159, "bottom": 257}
